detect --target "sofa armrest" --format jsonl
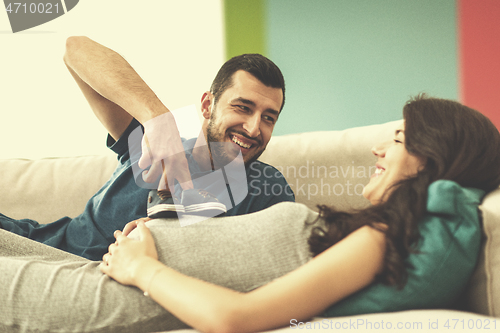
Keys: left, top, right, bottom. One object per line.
{"left": 466, "top": 187, "right": 500, "bottom": 317}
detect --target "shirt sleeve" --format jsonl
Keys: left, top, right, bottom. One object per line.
{"left": 106, "top": 119, "right": 143, "bottom": 160}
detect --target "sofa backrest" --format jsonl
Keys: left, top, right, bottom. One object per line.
{"left": 0, "top": 154, "right": 117, "bottom": 224}
{"left": 0, "top": 120, "right": 400, "bottom": 224}
{"left": 260, "top": 120, "right": 400, "bottom": 211}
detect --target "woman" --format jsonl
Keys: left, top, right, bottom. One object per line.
{"left": 99, "top": 95, "right": 500, "bottom": 332}
{"left": 1, "top": 95, "right": 499, "bottom": 333}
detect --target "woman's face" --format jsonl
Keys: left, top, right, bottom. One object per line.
{"left": 363, "top": 122, "right": 426, "bottom": 205}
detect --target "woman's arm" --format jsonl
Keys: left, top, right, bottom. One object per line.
{"left": 100, "top": 221, "right": 386, "bottom": 333}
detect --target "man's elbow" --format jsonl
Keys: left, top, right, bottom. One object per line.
{"left": 63, "top": 36, "right": 88, "bottom": 64}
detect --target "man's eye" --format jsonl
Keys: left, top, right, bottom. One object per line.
{"left": 394, "top": 139, "right": 403, "bottom": 144}
{"left": 237, "top": 105, "right": 250, "bottom": 112}
{"left": 264, "top": 115, "right": 276, "bottom": 124}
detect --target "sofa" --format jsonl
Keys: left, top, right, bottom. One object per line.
{"left": 0, "top": 120, "right": 499, "bottom": 332}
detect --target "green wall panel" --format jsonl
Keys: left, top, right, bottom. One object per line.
{"left": 224, "top": 0, "right": 266, "bottom": 59}
{"left": 267, "top": 0, "right": 458, "bottom": 135}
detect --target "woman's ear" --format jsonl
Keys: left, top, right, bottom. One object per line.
{"left": 200, "top": 92, "right": 213, "bottom": 120}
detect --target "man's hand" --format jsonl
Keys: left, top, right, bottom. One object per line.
{"left": 139, "top": 112, "right": 194, "bottom": 191}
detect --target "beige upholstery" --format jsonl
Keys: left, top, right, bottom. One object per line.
{"left": 467, "top": 189, "right": 500, "bottom": 317}
{"left": 260, "top": 120, "right": 399, "bottom": 211}
{"left": 1, "top": 120, "right": 499, "bottom": 332}
{"left": 0, "top": 154, "right": 117, "bottom": 224}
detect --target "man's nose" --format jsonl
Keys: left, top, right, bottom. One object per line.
{"left": 371, "top": 140, "right": 390, "bottom": 157}
{"left": 243, "top": 114, "right": 261, "bottom": 138}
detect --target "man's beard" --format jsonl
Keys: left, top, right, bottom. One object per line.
{"left": 205, "top": 112, "right": 264, "bottom": 169}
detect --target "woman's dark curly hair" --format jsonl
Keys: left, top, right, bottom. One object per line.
{"left": 308, "top": 94, "right": 500, "bottom": 288}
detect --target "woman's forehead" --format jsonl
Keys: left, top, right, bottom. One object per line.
{"left": 396, "top": 121, "right": 405, "bottom": 131}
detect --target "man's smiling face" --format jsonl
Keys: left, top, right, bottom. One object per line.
{"left": 202, "top": 70, "right": 283, "bottom": 167}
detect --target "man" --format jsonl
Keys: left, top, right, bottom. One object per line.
{"left": 0, "top": 36, "right": 294, "bottom": 261}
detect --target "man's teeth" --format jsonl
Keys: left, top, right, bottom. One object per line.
{"left": 375, "top": 168, "right": 385, "bottom": 176}
{"left": 231, "top": 136, "right": 252, "bottom": 149}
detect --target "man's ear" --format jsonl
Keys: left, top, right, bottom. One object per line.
{"left": 200, "top": 92, "right": 213, "bottom": 120}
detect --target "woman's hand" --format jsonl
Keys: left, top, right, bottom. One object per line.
{"left": 122, "top": 217, "right": 151, "bottom": 237}
{"left": 100, "top": 220, "right": 159, "bottom": 286}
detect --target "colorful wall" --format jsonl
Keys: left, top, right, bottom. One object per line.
{"left": 459, "top": 0, "right": 500, "bottom": 130}
{"left": 224, "top": 0, "right": 500, "bottom": 135}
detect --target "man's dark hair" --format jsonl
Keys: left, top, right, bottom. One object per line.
{"left": 210, "top": 54, "right": 285, "bottom": 111}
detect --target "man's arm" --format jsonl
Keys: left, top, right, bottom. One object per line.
{"left": 63, "top": 36, "right": 167, "bottom": 140}
{"left": 64, "top": 36, "right": 193, "bottom": 191}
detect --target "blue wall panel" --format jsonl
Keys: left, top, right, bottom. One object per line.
{"left": 267, "top": 0, "right": 458, "bottom": 135}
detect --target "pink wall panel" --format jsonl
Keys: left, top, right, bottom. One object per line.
{"left": 458, "top": 0, "right": 500, "bottom": 129}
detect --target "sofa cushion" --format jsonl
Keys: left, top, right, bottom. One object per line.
{"left": 323, "top": 180, "right": 483, "bottom": 316}
{"left": 0, "top": 154, "right": 117, "bottom": 224}
{"left": 168, "top": 309, "right": 496, "bottom": 333}
{"left": 466, "top": 187, "right": 500, "bottom": 317}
